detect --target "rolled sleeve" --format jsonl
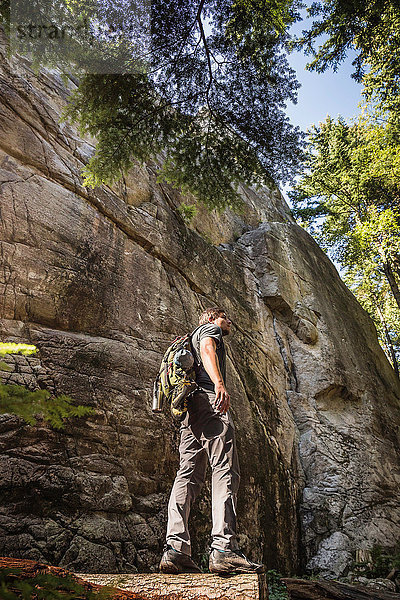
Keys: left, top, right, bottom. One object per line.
{"left": 198, "top": 324, "right": 222, "bottom": 348}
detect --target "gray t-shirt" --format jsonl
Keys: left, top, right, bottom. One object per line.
{"left": 191, "top": 323, "right": 226, "bottom": 392}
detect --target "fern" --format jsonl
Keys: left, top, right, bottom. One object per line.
{"left": 0, "top": 568, "right": 113, "bottom": 599}
{"left": 0, "top": 343, "right": 95, "bottom": 429}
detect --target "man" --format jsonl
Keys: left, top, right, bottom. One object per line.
{"left": 159, "top": 307, "right": 264, "bottom": 574}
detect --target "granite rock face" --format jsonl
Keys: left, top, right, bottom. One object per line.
{"left": 1, "top": 47, "right": 400, "bottom": 577}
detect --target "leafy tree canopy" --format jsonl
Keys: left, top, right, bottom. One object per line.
{"left": 290, "top": 112, "right": 400, "bottom": 373}
{"left": 293, "top": 1, "right": 400, "bottom": 121}
{"left": 55, "top": 0, "right": 305, "bottom": 210}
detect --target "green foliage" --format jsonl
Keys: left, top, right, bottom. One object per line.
{"left": 0, "top": 343, "right": 95, "bottom": 428}
{"left": 267, "top": 570, "right": 288, "bottom": 600}
{"left": 0, "top": 567, "right": 113, "bottom": 599}
{"left": 293, "top": 1, "right": 400, "bottom": 122}
{"left": 198, "top": 552, "right": 210, "bottom": 573}
{"left": 0, "top": 343, "right": 37, "bottom": 374}
{"left": 353, "top": 544, "right": 400, "bottom": 579}
{"left": 344, "top": 266, "right": 400, "bottom": 374}
{"left": 0, "top": 344, "right": 37, "bottom": 356}
{"left": 57, "top": 0, "right": 305, "bottom": 211}
{"left": 1, "top": 0, "right": 305, "bottom": 209}
{"left": 290, "top": 112, "right": 400, "bottom": 373}
{"left": 0, "top": 384, "right": 94, "bottom": 428}
{"left": 177, "top": 202, "right": 198, "bottom": 223}
{"left": 1, "top": 0, "right": 147, "bottom": 77}
{"left": 361, "top": 7, "right": 400, "bottom": 123}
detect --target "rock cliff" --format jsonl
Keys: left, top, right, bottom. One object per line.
{"left": 1, "top": 45, "right": 400, "bottom": 578}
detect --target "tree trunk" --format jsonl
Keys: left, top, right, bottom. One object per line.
{"left": 282, "top": 577, "right": 399, "bottom": 600}
{"left": 391, "top": 253, "right": 400, "bottom": 281}
{"left": 382, "top": 259, "right": 400, "bottom": 312}
{"left": 376, "top": 303, "right": 400, "bottom": 377}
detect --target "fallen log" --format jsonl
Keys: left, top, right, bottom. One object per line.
{"left": 0, "top": 557, "right": 267, "bottom": 600}
{"left": 77, "top": 572, "right": 268, "bottom": 600}
{"left": 282, "top": 577, "right": 400, "bottom": 600}
{"left": 2, "top": 557, "right": 399, "bottom": 600}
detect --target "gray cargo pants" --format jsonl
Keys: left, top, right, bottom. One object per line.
{"left": 166, "top": 389, "right": 240, "bottom": 556}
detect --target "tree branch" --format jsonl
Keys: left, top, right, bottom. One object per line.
{"left": 197, "top": 6, "right": 214, "bottom": 104}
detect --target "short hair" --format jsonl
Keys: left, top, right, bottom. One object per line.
{"left": 198, "top": 307, "right": 225, "bottom": 325}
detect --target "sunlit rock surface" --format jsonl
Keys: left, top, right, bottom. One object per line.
{"left": 1, "top": 43, "right": 399, "bottom": 577}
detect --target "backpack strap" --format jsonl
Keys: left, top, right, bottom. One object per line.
{"left": 189, "top": 325, "right": 203, "bottom": 375}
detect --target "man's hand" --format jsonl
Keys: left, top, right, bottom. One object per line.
{"left": 215, "top": 382, "right": 230, "bottom": 414}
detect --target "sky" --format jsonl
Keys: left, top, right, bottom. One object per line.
{"left": 281, "top": 16, "right": 364, "bottom": 201}
{"left": 283, "top": 9, "right": 364, "bottom": 133}
{"left": 285, "top": 48, "right": 364, "bottom": 134}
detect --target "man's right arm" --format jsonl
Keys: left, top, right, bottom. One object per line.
{"left": 200, "top": 337, "right": 230, "bottom": 413}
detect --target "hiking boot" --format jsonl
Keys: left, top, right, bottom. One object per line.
{"left": 209, "top": 548, "right": 265, "bottom": 574}
{"left": 159, "top": 545, "right": 202, "bottom": 574}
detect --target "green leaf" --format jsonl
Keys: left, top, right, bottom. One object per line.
{"left": 291, "top": 111, "right": 400, "bottom": 374}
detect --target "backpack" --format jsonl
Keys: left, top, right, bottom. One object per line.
{"left": 152, "top": 331, "right": 199, "bottom": 421}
